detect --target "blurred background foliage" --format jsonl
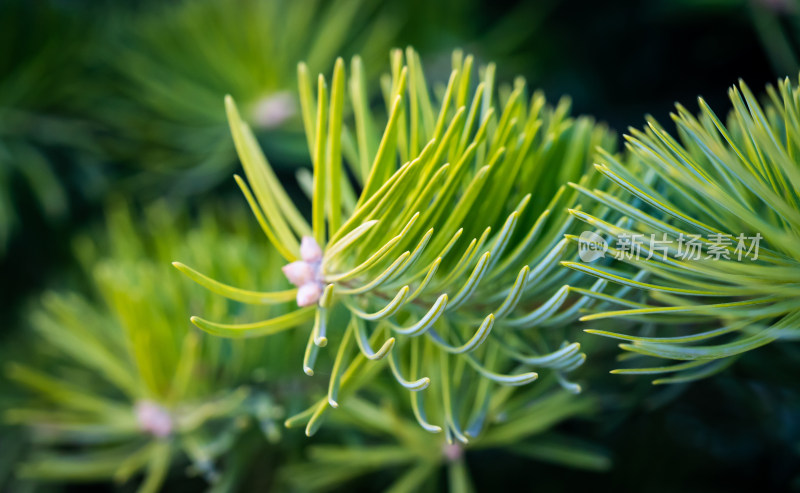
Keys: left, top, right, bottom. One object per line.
{"left": 95, "top": 0, "right": 400, "bottom": 193}
{"left": 6, "top": 202, "right": 302, "bottom": 492}
{"left": 2, "top": 0, "right": 800, "bottom": 491}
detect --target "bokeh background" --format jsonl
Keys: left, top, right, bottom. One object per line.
{"left": 1, "top": 0, "right": 799, "bottom": 491}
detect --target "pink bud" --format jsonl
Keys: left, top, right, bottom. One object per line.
{"left": 282, "top": 261, "right": 315, "bottom": 286}
{"left": 296, "top": 282, "right": 322, "bottom": 307}
{"left": 300, "top": 236, "right": 323, "bottom": 263}
{"left": 135, "top": 400, "right": 172, "bottom": 438}
{"left": 442, "top": 443, "right": 463, "bottom": 462}
{"left": 252, "top": 91, "right": 296, "bottom": 129}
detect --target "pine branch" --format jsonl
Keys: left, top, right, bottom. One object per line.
{"left": 567, "top": 76, "right": 800, "bottom": 383}
{"left": 179, "top": 48, "right": 618, "bottom": 439}
{"left": 6, "top": 203, "right": 288, "bottom": 490}
{"left": 104, "top": 0, "right": 398, "bottom": 191}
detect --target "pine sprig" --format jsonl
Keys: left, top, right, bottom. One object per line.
{"left": 103, "top": 0, "right": 398, "bottom": 191}
{"left": 281, "top": 384, "right": 606, "bottom": 492}
{"left": 179, "top": 48, "right": 617, "bottom": 440}
{"left": 565, "top": 76, "right": 800, "bottom": 383}
{"left": 6, "top": 203, "right": 291, "bottom": 491}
